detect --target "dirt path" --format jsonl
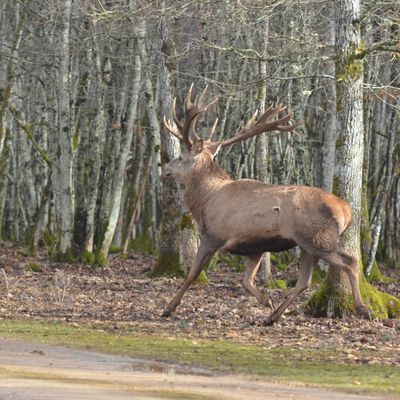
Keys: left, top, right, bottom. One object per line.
{"left": 0, "top": 338, "right": 387, "bottom": 400}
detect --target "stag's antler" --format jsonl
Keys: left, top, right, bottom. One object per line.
{"left": 218, "top": 104, "right": 298, "bottom": 148}
{"left": 163, "top": 83, "right": 219, "bottom": 149}
{"left": 164, "top": 84, "right": 298, "bottom": 152}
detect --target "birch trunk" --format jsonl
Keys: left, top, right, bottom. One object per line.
{"left": 0, "top": 127, "right": 11, "bottom": 242}
{"left": 55, "top": 0, "right": 74, "bottom": 258}
{"left": 256, "top": 20, "right": 271, "bottom": 283}
{"left": 98, "top": 24, "right": 143, "bottom": 261}
{"left": 82, "top": 21, "right": 107, "bottom": 256}
{"left": 321, "top": 14, "right": 337, "bottom": 192}
{"left": 138, "top": 20, "right": 162, "bottom": 248}
{"left": 0, "top": 4, "right": 24, "bottom": 241}
{"left": 365, "top": 99, "right": 399, "bottom": 275}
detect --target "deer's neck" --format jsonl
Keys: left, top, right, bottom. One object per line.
{"left": 184, "top": 158, "right": 231, "bottom": 222}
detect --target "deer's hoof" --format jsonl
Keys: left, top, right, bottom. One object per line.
{"left": 263, "top": 316, "right": 276, "bottom": 326}
{"left": 357, "top": 305, "right": 372, "bottom": 321}
{"left": 161, "top": 309, "right": 171, "bottom": 318}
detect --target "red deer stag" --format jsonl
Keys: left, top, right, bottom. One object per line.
{"left": 162, "top": 84, "right": 370, "bottom": 325}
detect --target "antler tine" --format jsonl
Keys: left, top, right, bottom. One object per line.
{"left": 185, "top": 82, "right": 195, "bottom": 108}
{"left": 258, "top": 104, "right": 285, "bottom": 124}
{"left": 172, "top": 97, "right": 183, "bottom": 131}
{"left": 276, "top": 121, "right": 301, "bottom": 132}
{"left": 182, "top": 83, "right": 219, "bottom": 143}
{"left": 208, "top": 117, "right": 219, "bottom": 141}
{"left": 163, "top": 116, "right": 185, "bottom": 142}
{"left": 244, "top": 110, "right": 259, "bottom": 129}
{"left": 191, "top": 117, "right": 202, "bottom": 142}
{"left": 198, "top": 85, "right": 210, "bottom": 108}
{"left": 164, "top": 83, "right": 220, "bottom": 149}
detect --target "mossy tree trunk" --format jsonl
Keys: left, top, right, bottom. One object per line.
{"left": 308, "top": 0, "right": 400, "bottom": 319}
{"left": 152, "top": 8, "right": 184, "bottom": 278}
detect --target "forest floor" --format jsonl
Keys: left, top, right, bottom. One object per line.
{"left": 0, "top": 245, "right": 399, "bottom": 398}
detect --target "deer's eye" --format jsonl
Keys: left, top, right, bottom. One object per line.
{"left": 178, "top": 156, "right": 182, "bottom": 161}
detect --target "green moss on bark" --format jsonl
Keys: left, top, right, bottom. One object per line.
{"left": 308, "top": 273, "right": 400, "bottom": 319}
{"left": 195, "top": 271, "right": 209, "bottom": 284}
{"left": 358, "top": 273, "right": 400, "bottom": 318}
{"left": 151, "top": 252, "right": 184, "bottom": 278}
{"left": 307, "top": 279, "right": 354, "bottom": 318}
{"left": 311, "top": 266, "right": 327, "bottom": 285}
{"left": 82, "top": 251, "right": 96, "bottom": 265}
{"left": 94, "top": 251, "right": 108, "bottom": 267}
{"left": 130, "top": 187, "right": 155, "bottom": 254}
{"left": 367, "top": 260, "right": 384, "bottom": 282}
{"left": 179, "top": 213, "right": 195, "bottom": 230}
{"left": 109, "top": 244, "right": 123, "bottom": 254}
{"left": 53, "top": 247, "right": 77, "bottom": 263}
{"left": 131, "top": 234, "right": 155, "bottom": 254}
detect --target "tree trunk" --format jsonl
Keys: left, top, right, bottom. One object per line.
{"left": 365, "top": 99, "right": 399, "bottom": 275}
{"left": 321, "top": 12, "right": 337, "bottom": 193}
{"left": 0, "top": 4, "right": 24, "bottom": 242}
{"left": 54, "top": 0, "right": 74, "bottom": 259}
{"left": 308, "top": 0, "right": 400, "bottom": 319}
{"left": 255, "top": 20, "right": 271, "bottom": 284}
{"left": 152, "top": 8, "right": 184, "bottom": 277}
{"left": 83, "top": 26, "right": 107, "bottom": 256}
{"left": 98, "top": 24, "right": 143, "bottom": 262}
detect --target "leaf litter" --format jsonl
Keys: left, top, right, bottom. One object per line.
{"left": 0, "top": 246, "right": 399, "bottom": 368}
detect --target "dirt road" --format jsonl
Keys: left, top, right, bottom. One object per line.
{"left": 0, "top": 338, "right": 388, "bottom": 400}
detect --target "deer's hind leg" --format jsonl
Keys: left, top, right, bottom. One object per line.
{"left": 243, "top": 254, "right": 272, "bottom": 307}
{"left": 264, "top": 250, "right": 317, "bottom": 326}
{"left": 319, "top": 251, "right": 370, "bottom": 319}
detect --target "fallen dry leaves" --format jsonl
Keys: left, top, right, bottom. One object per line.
{"left": 0, "top": 246, "right": 399, "bottom": 367}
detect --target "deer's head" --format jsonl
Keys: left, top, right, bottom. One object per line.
{"left": 163, "top": 84, "right": 298, "bottom": 184}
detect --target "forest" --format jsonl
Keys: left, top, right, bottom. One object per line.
{"left": 0, "top": 0, "right": 399, "bottom": 318}
{"left": 0, "top": 1, "right": 400, "bottom": 397}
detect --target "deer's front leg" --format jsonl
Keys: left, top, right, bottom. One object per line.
{"left": 162, "top": 237, "right": 219, "bottom": 317}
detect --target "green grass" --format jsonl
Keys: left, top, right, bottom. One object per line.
{"left": 0, "top": 319, "right": 399, "bottom": 396}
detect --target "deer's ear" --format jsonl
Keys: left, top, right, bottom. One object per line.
{"left": 192, "top": 139, "right": 204, "bottom": 155}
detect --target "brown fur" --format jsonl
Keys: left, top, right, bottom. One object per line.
{"left": 184, "top": 151, "right": 231, "bottom": 222}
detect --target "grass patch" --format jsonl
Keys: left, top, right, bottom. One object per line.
{"left": 0, "top": 319, "right": 398, "bottom": 396}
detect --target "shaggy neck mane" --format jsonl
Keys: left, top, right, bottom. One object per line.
{"left": 185, "top": 154, "right": 231, "bottom": 222}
